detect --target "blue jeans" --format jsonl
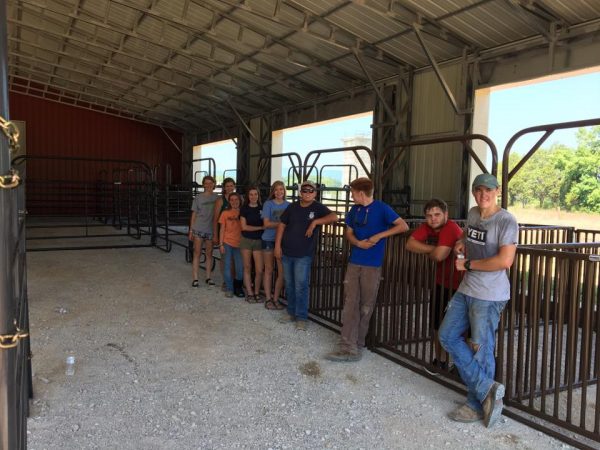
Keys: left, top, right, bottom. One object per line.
{"left": 282, "top": 255, "right": 312, "bottom": 321}
{"left": 438, "top": 292, "right": 507, "bottom": 412}
{"left": 223, "top": 244, "right": 243, "bottom": 292}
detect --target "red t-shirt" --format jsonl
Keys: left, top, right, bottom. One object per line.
{"left": 410, "top": 219, "right": 464, "bottom": 289}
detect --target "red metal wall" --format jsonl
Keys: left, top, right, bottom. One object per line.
{"left": 9, "top": 92, "right": 182, "bottom": 184}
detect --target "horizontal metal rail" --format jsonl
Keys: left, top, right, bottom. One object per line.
{"left": 501, "top": 117, "right": 600, "bottom": 208}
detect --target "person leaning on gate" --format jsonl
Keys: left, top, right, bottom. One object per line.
{"left": 325, "top": 177, "right": 408, "bottom": 362}
{"left": 274, "top": 180, "right": 338, "bottom": 331}
{"left": 438, "top": 173, "right": 518, "bottom": 428}
{"left": 405, "top": 198, "right": 463, "bottom": 375}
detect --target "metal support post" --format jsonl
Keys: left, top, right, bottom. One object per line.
{"left": 0, "top": 1, "right": 21, "bottom": 449}
{"left": 413, "top": 24, "right": 471, "bottom": 116}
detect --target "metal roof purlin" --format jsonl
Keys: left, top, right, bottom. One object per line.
{"left": 106, "top": 0, "right": 331, "bottom": 102}
{"left": 412, "top": 24, "right": 469, "bottom": 115}
{"left": 14, "top": 0, "right": 294, "bottom": 113}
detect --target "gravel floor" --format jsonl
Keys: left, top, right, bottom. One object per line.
{"left": 26, "top": 247, "right": 572, "bottom": 450}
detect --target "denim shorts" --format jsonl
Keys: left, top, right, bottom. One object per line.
{"left": 192, "top": 230, "right": 213, "bottom": 240}
{"left": 261, "top": 240, "right": 275, "bottom": 251}
{"left": 239, "top": 236, "right": 262, "bottom": 251}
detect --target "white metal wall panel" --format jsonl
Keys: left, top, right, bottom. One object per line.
{"left": 409, "top": 63, "right": 466, "bottom": 217}
{"left": 411, "top": 64, "right": 463, "bottom": 136}
{"left": 408, "top": 142, "right": 463, "bottom": 217}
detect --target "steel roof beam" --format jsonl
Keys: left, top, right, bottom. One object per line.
{"left": 503, "top": 0, "right": 554, "bottom": 41}
{"left": 361, "top": 0, "right": 479, "bottom": 50}
{"left": 7, "top": 40, "right": 226, "bottom": 120}
{"left": 8, "top": 70, "right": 194, "bottom": 128}
{"left": 106, "top": 0, "right": 334, "bottom": 98}
{"left": 14, "top": 1, "right": 296, "bottom": 107}
{"left": 7, "top": 17, "right": 271, "bottom": 119}
{"left": 412, "top": 25, "right": 469, "bottom": 115}
{"left": 8, "top": 57, "right": 209, "bottom": 127}
{"left": 9, "top": 74, "right": 186, "bottom": 129}
{"left": 195, "top": 0, "right": 365, "bottom": 83}
{"left": 35, "top": 15, "right": 282, "bottom": 112}
{"left": 352, "top": 49, "right": 397, "bottom": 123}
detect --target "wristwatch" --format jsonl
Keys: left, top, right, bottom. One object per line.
{"left": 464, "top": 259, "right": 472, "bottom": 271}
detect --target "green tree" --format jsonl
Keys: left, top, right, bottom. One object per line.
{"left": 562, "top": 147, "right": 600, "bottom": 213}
{"left": 504, "top": 153, "right": 533, "bottom": 207}
{"left": 575, "top": 126, "right": 600, "bottom": 154}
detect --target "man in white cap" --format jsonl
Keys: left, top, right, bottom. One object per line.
{"left": 275, "top": 180, "right": 338, "bottom": 331}
{"left": 439, "top": 173, "right": 518, "bottom": 428}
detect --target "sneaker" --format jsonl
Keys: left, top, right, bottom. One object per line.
{"left": 278, "top": 314, "right": 295, "bottom": 323}
{"left": 324, "top": 349, "right": 362, "bottom": 362}
{"left": 225, "top": 291, "right": 233, "bottom": 298}
{"left": 448, "top": 404, "right": 483, "bottom": 423}
{"left": 205, "top": 278, "right": 216, "bottom": 286}
{"left": 295, "top": 320, "right": 307, "bottom": 331}
{"left": 483, "top": 382, "right": 505, "bottom": 428}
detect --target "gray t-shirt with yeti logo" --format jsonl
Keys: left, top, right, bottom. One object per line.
{"left": 457, "top": 207, "right": 518, "bottom": 301}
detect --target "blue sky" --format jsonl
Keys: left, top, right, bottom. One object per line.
{"left": 488, "top": 70, "right": 600, "bottom": 154}
{"left": 197, "top": 69, "right": 600, "bottom": 179}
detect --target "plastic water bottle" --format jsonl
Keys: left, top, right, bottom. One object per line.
{"left": 457, "top": 252, "right": 465, "bottom": 260}
{"left": 65, "top": 355, "right": 75, "bottom": 376}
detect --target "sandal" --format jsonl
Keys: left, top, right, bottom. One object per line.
{"left": 192, "top": 280, "right": 199, "bottom": 287}
{"left": 265, "top": 299, "right": 284, "bottom": 310}
{"left": 245, "top": 295, "right": 258, "bottom": 303}
{"left": 254, "top": 294, "right": 264, "bottom": 303}
{"left": 205, "top": 278, "right": 216, "bottom": 286}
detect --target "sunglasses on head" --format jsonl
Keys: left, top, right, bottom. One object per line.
{"left": 301, "top": 188, "right": 315, "bottom": 193}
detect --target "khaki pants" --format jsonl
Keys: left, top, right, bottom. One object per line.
{"left": 340, "top": 263, "right": 382, "bottom": 353}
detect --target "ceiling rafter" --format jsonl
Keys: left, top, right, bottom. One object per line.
{"left": 516, "top": 0, "right": 569, "bottom": 25}
{"left": 502, "top": 0, "right": 554, "bottom": 41}
{"left": 9, "top": 52, "right": 216, "bottom": 126}
{"left": 106, "top": 0, "right": 335, "bottom": 100}
{"left": 115, "top": 0, "right": 287, "bottom": 121}
{"left": 9, "top": 70, "right": 189, "bottom": 129}
{"left": 15, "top": 0, "right": 298, "bottom": 107}
{"left": 11, "top": 2, "right": 292, "bottom": 120}
{"left": 195, "top": 0, "right": 365, "bottom": 83}
{"left": 280, "top": 0, "right": 411, "bottom": 69}
{"left": 7, "top": 0, "right": 600, "bottom": 133}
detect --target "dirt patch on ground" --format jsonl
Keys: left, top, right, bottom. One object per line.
{"left": 299, "top": 361, "right": 321, "bottom": 378}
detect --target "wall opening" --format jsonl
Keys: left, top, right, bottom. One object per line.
{"left": 192, "top": 139, "right": 238, "bottom": 186}
{"left": 271, "top": 112, "right": 373, "bottom": 187}
{"left": 473, "top": 67, "right": 600, "bottom": 227}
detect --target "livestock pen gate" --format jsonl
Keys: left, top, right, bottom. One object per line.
{"left": 3, "top": 0, "right": 600, "bottom": 449}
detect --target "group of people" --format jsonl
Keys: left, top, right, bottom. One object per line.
{"left": 188, "top": 177, "right": 289, "bottom": 308}
{"left": 189, "top": 173, "right": 517, "bottom": 429}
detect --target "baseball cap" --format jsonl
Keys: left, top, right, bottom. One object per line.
{"left": 472, "top": 173, "right": 499, "bottom": 190}
{"left": 300, "top": 180, "right": 317, "bottom": 190}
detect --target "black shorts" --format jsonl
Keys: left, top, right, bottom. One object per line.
{"left": 431, "top": 285, "right": 453, "bottom": 331}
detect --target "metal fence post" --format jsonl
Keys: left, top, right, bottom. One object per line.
{"left": 0, "top": 1, "right": 20, "bottom": 449}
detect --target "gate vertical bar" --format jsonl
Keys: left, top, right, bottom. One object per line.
{"left": 0, "top": 1, "right": 19, "bottom": 449}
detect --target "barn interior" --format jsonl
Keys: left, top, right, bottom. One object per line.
{"left": 1, "top": 1, "right": 600, "bottom": 448}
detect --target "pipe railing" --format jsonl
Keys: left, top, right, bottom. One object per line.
{"left": 501, "top": 117, "right": 600, "bottom": 208}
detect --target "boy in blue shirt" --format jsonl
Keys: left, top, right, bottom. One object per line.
{"left": 325, "top": 178, "right": 408, "bottom": 361}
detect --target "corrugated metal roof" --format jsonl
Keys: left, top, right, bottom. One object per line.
{"left": 7, "top": 0, "right": 600, "bottom": 131}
